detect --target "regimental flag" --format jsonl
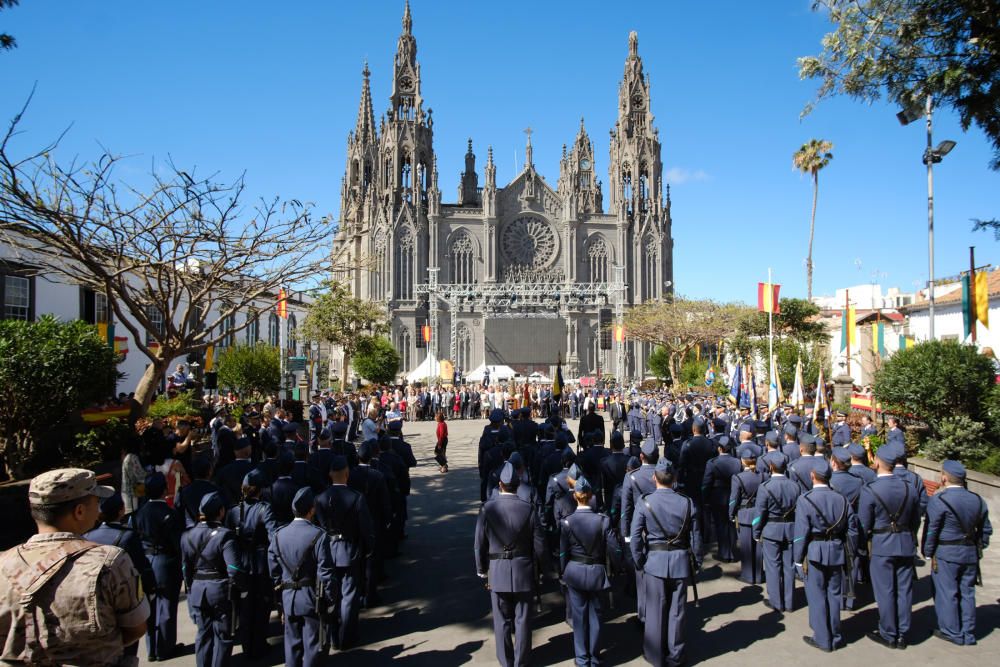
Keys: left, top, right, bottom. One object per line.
{"left": 963, "top": 272, "right": 991, "bottom": 339}
{"left": 552, "top": 352, "right": 564, "bottom": 400}
{"left": 898, "top": 334, "right": 915, "bottom": 351}
{"left": 729, "top": 362, "right": 743, "bottom": 405}
{"left": 872, "top": 321, "right": 886, "bottom": 359}
{"left": 744, "top": 361, "right": 758, "bottom": 414}
{"left": 97, "top": 322, "right": 113, "bottom": 349}
{"left": 840, "top": 305, "right": 857, "bottom": 351}
{"left": 976, "top": 271, "right": 990, "bottom": 328}
{"left": 705, "top": 365, "right": 716, "bottom": 387}
{"left": 790, "top": 357, "right": 805, "bottom": 410}
{"left": 813, "top": 364, "right": 828, "bottom": 427}
{"left": 962, "top": 274, "right": 974, "bottom": 339}
{"left": 768, "top": 354, "right": 784, "bottom": 411}
{"left": 205, "top": 344, "right": 215, "bottom": 372}
{"left": 757, "top": 282, "right": 781, "bottom": 314}
{"left": 277, "top": 287, "right": 288, "bottom": 319}
{"left": 523, "top": 380, "right": 531, "bottom": 409}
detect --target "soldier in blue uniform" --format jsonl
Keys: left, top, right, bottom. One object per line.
{"left": 858, "top": 442, "right": 920, "bottom": 649}
{"left": 702, "top": 437, "right": 740, "bottom": 562}
{"left": 179, "top": 456, "right": 222, "bottom": 528}
{"left": 621, "top": 440, "right": 659, "bottom": 625}
{"left": 599, "top": 432, "right": 629, "bottom": 511}
{"left": 788, "top": 436, "right": 820, "bottom": 493}
{"left": 215, "top": 440, "right": 254, "bottom": 505}
{"left": 129, "top": 472, "right": 182, "bottom": 661}
{"left": 780, "top": 423, "right": 801, "bottom": 462}
{"left": 885, "top": 417, "right": 905, "bottom": 445}
{"left": 922, "top": 459, "right": 993, "bottom": 646}
{"left": 829, "top": 448, "right": 865, "bottom": 609}
{"left": 793, "top": 458, "right": 858, "bottom": 652}
{"left": 559, "top": 475, "right": 622, "bottom": 667}
{"left": 270, "top": 450, "right": 301, "bottom": 527}
{"left": 848, "top": 442, "right": 876, "bottom": 484}
{"left": 752, "top": 452, "right": 801, "bottom": 612}
{"left": 831, "top": 411, "right": 852, "bottom": 447}
{"left": 226, "top": 469, "right": 278, "bottom": 659}
{"left": 893, "top": 446, "right": 929, "bottom": 518}
{"left": 730, "top": 444, "right": 764, "bottom": 584}
{"left": 629, "top": 459, "right": 702, "bottom": 667}
{"left": 315, "top": 455, "right": 375, "bottom": 649}
{"left": 475, "top": 461, "right": 547, "bottom": 667}
{"left": 268, "top": 487, "right": 336, "bottom": 666}
{"left": 181, "top": 492, "right": 245, "bottom": 667}
{"left": 349, "top": 440, "right": 392, "bottom": 609}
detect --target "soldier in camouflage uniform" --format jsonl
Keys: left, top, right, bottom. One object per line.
{"left": 0, "top": 468, "right": 150, "bottom": 666}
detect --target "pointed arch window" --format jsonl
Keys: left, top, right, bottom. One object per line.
{"left": 287, "top": 314, "right": 298, "bottom": 356}
{"left": 622, "top": 164, "right": 633, "bottom": 218}
{"left": 396, "top": 227, "right": 414, "bottom": 299}
{"left": 639, "top": 163, "right": 649, "bottom": 213}
{"left": 642, "top": 235, "right": 658, "bottom": 302}
{"left": 587, "top": 237, "right": 609, "bottom": 283}
{"left": 456, "top": 324, "right": 472, "bottom": 372}
{"left": 268, "top": 313, "right": 279, "bottom": 347}
{"left": 245, "top": 308, "right": 259, "bottom": 344}
{"left": 396, "top": 326, "right": 412, "bottom": 373}
{"left": 449, "top": 232, "right": 475, "bottom": 285}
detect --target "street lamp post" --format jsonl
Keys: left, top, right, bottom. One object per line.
{"left": 897, "top": 96, "right": 955, "bottom": 341}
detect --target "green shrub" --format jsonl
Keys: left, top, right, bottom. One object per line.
{"left": 920, "top": 415, "right": 990, "bottom": 462}
{"left": 64, "top": 417, "right": 133, "bottom": 469}
{"left": 976, "top": 449, "right": 1000, "bottom": 476}
{"left": 148, "top": 391, "right": 201, "bottom": 420}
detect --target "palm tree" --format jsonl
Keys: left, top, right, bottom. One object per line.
{"left": 793, "top": 139, "right": 834, "bottom": 301}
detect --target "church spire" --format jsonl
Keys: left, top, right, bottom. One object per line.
{"left": 523, "top": 127, "right": 533, "bottom": 170}
{"left": 354, "top": 60, "right": 376, "bottom": 143}
{"left": 403, "top": 0, "right": 412, "bottom": 34}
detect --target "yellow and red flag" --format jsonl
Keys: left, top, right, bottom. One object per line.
{"left": 277, "top": 287, "right": 288, "bottom": 319}
{"left": 757, "top": 282, "right": 781, "bottom": 314}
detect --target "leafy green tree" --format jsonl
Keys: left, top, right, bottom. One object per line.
{"left": 353, "top": 336, "right": 401, "bottom": 385}
{"left": 793, "top": 140, "right": 834, "bottom": 300}
{"left": 800, "top": 0, "right": 1000, "bottom": 170}
{"left": 299, "top": 280, "right": 389, "bottom": 383}
{"left": 647, "top": 346, "right": 671, "bottom": 380}
{"left": 921, "top": 415, "right": 991, "bottom": 461}
{"left": 216, "top": 344, "right": 280, "bottom": 398}
{"left": 872, "top": 339, "right": 995, "bottom": 430}
{"left": 0, "top": 316, "right": 122, "bottom": 478}
{"left": 679, "top": 356, "right": 710, "bottom": 390}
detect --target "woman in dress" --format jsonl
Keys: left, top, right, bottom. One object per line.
{"left": 434, "top": 410, "right": 449, "bottom": 473}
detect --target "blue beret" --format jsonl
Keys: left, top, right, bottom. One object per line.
{"left": 739, "top": 422, "right": 754, "bottom": 434}
{"left": 330, "top": 455, "right": 348, "bottom": 472}
{"left": 331, "top": 421, "right": 349, "bottom": 435}
{"left": 282, "top": 422, "right": 298, "bottom": 434}
{"left": 812, "top": 458, "right": 832, "bottom": 480}
{"left": 876, "top": 442, "right": 898, "bottom": 465}
{"left": 499, "top": 461, "right": 516, "bottom": 485}
{"left": 832, "top": 447, "right": 852, "bottom": 464}
{"left": 358, "top": 440, "right": 376, "bottom": 459}
{"left": 640, "top": 439, "right": 658, "bottom": 458}
{"left": 764, "top": 430, "right": 780, "bottom": 445}
{"left": 626, "top": 456, "right": 641, "bottom": 471}
{"left": 763, "top": 451, "right": 788, "bottom": 470}
{"left": 630, "top": 429, "right": 643, "bottom": 442}
{"left": 489, "top": 409, "right": 504, "bottom": 423}
{"left": 508, "top": 451, "right": 524, "bottom": 468}
{"left": 942, "top": 459, "right": 966, "bottom": 480}
{"left": 737, "top": 444, "right": 757, "bottom": 460}
{"left": 575, "top": 475, "right": 593, "bottom": 493}
{"left": 144, "top": 472, "right": 166, "bottom": 497}
{"left": 788, "top": 415, "right": 802, "bottom": 425}
{"left": 567, "top": 463, "right": 580, "bottom": 480}
{"left": 655, "top": 458, "right": 674, "bottom": 473}
{"left": 243, "top": 468, "right": 269, "bottom": 488}
{"left": 99, "top": 493, "right": 124, "bottom": 516}
{"left": 847, "top": 442, "right": 866, "bottom": 459}
{"left": 783, "top": 423, "right": 798, "bottom": 437}
{"left": 292, "top": 487, "right": 315, "bottom": 515}
{"left": 610, "top": 431, "right": 625, "bottom": 447}
{"left": 199, "top": 491, "right": 224, "bottom": 517}
{"left": 799, "top": 433, "right": 816, "bottom": 446}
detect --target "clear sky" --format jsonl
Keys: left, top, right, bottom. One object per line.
{"left": 1, "top": 0, "right": 996, "bottom": 303}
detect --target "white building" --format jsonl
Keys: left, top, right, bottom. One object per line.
{"left": 903, "top": 267, "right": 1000, "bottom": 352}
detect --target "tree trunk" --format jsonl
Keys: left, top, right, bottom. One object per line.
{"left": 130, "top": 356, "right": 169, "bottom": 424}
{"left": 670, "top": 352, "right": 683, "bottom": 390}
{"left": 807, "top": 172, "right": 818, "bottom": 301}
{"left": 342, "top": 349, "right": 352, "bottom": 391}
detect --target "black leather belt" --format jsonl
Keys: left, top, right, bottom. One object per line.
{"left": 648, "top": 542, "right": 689, "bottom": 552}
{"left": 489, "top": 550, "right": 529, "bottom": 560}
{"left": 193, "top": 573, "right": 227, "bottom": 581}
{"left": 569, "top": 555, "right": 603, "bottom": 565}
{"left": 769, "top": 518, "right": 794, "bottom": 523}
{"left": 937, "top": 538, "right": 976, "bottom": 546}
{"left": 872, "top": 525, "right": 910, "bottom": 534}
{"left": 279, "top": 578, "right": 316, "bottom": 590}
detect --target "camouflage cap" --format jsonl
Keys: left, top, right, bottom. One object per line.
{"left": 29, "top": 468, "right": 114, "bottom": 505}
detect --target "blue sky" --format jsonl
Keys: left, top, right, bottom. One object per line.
{"left": 1, "top": 0, "right": 996, "bottom": 302}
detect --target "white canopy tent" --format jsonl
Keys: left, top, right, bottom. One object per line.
{"left": 465, "top": 363, "right": 518, "bottom": 383}
{"left": 528, "top": 371, "right": 552, "bottom": 383}
{"left": 406, "top": 352, "right": 441, "bottom": 383}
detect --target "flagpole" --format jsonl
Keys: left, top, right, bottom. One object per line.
{"left": 768, "top": 268, "right": 774, "bottom": 400}
{"left": 970, "top": 246, "right": 977, "bottom": 343}
{"left": 279, "top": 287, "right": 287, "bottom": 399}
{"left": 845, "top": 289, "right": 852, "bottom": 379}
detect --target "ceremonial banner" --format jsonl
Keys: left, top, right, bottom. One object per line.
{"left": 552, "top": 353, "right": 564, "bottom": 400}
{"left": 790, "top": 358, "right": 805, "bottom": 410}
{"left": 976, "top": 271, "right": 989, "bottom": 328}
{"left": 840, "top": 306, "right": 857, "bottom": 351}
{"left": 277, "top": 287, "right": 288, "bottom": 319}
{"left": 768, "top": 354, "right": 783, "bottom": 410}
{"left": 813, "top": 364, "right": 828, "bottom": 427}
{"left": 872, "top": 321, "right": 886, "bottom": 358}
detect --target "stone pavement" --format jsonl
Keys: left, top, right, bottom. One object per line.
{"left": 142, "top": 417, "right": 1000, "bottom": 666}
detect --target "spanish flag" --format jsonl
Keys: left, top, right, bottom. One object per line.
{"left": 757, "top": 282, "right": 781, "bottom": 314}
{"left": 277, "top": 287, "right": 288, "bottom": 319}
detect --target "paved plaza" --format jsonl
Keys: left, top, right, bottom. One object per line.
{"left": 142, "top": 418, "right": 1000, "bottom": 666}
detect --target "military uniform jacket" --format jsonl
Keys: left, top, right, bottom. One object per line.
{"left": 545, "top": 469, "right": 575, "bottom": 528}
{"left": 849, "top": 463, "right": 877, "bottom": 484}
{"left": 216, "top": 458, "right": 254, "bottom": 504}
{"left": 600, "top": 452, "right": 629, "bottom": 506}
{"left": 702, "top": 454, "right": 741, "bottom": 505}
{"left": 793, "top": 485, "right": 858, "bottom": 565}
{"left": 179, "top": 479, "right": 223, "bottom": 528}
{"left": 829, "top": 470, "right": 863, "bottom": 507}
{"left": 858, "top": 474, "right": 919, "bottom": 557}
{"left": 314, "top": 484, "right": 375, "bottom": 566}
{"left": 475, "top": 494, "right": 546, "bottom": 593}
{"left": 267, "top": 519, "right": 335, "bottom": 617}
{"left": 729, "top": 470, "right": 763, "bottom": 523}
{"left": 629, "top": 488, "right": 702, "bottom": 579}
{"left": 180, "top": 522, "right": 244, "bottom": 608}
{"left": 0, "top": 533, "right": 149, "bottom": 667}
{"left": 620, "top": 464, "right": 658, "bottom": 539}
{"left": 921, "top": 486, "right": 992, "bottom": 565}
{"left": 752, "top": 474, "right": 801, "bottom": 543}
{"left": 781, "top": 442, "right": 801, "bottom": 462}
{"left": 831, "top": 423, "right": 852, "bottom": 447}
{"left": 893, "top": 466, "right": 929, "bottom": 515}
{"left": 271, "top": 476, "right": 302, "bottom": 527}
{"left": 84, "top": 521, "right": 154, "bottom": 594}
{"left": 291, "top": 460, "right": 326, "bottom": 494}
{"left": 130, "top": 499, "right": 182, "bottom": 559}
{"left": 788, "top": 455, "right": 821, "bottom": 492}
{"left": 348, "top": 464, "right": 392, "bottom": 527}
{"left": 559, "top": 507, "right": 622, "bottom": 592}
{"left": 226, "top": 499, "right": 278, "bottom": 575}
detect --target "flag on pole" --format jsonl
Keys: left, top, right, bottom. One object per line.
{"left": 205, "top": 344, "right": 215, "bottom": 372}
{"left": 744, "top": 361, "right": 757, "bottom": 414}
{"left": 704, "top": 365, "right": 715, "bottom": 387}
{"left": 729, "top": 362, "right": 743, "bottom": 405}
{"left": 768, "top": 354, "right": 784, "bottom": 410}
{"left": 552, "top": 352, "right": 564, "bottom": 401}
{"left": 277, "top": 287, "right": 288, "bottom": 319}
{"left": 840, "top": 306, "right": 857, "bottom": 351}
{"left": 976, "top": 271, "right": 990, "bottom": 328}
{"left": 813, "top": 364, "right": 828, "bottom": 428}
{"left": 757, "top": 282, "right": 781, "bottom": 314}
{"left": 523, "top": 379, "right": 531, "bottom": 409}
{"left": 872, "top": 321, "right": 886, "bottom": 358}
{"left": 962, "top": 274, "right": 974, "bottom": 339}
{"left": 790, "top": 357, "right": 805, "bottom": 410}
{"left": 898, "top": 334, "right": 915, "bottom": 351}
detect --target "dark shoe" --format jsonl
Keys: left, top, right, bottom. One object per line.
{"left": 802, "top": 636, "right": 831, "bottom": 652}
{"left": 762, "top": 599, "right": 781, "bottom": 613}
{"left": 867, "top": 631, "right": 896, "bottom": 649}
{"left": 932, "top": 630, "right": 962, "bottom": 646}
{"left": 895, "top": 636, "right": 907, "bottom": 650}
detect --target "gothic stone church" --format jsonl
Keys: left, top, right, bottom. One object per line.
{"left": 331, "top": 3, "right": 674, "bottom": 380}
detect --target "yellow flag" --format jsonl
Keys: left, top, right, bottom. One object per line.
{"left": 975, "top": 271, "right": 989, "bottom": 328}
{"left": 205, "top": 345, "right": 215, "bottom": 372}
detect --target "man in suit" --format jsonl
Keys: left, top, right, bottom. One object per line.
{"left": 921, "top": 459, "right": 993, "bottom": 646}
{"left": 793, "top": 459, "right": 858, "bottom": 652}
{"left": 475, "top": 462, "right": 547, "bottom": 667}
{"left": 629, "top": 459, "right": 702, "bottom": 667}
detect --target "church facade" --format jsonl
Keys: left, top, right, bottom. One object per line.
{"left": 331, "top": 3, "right": 673, "bottom": 381}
